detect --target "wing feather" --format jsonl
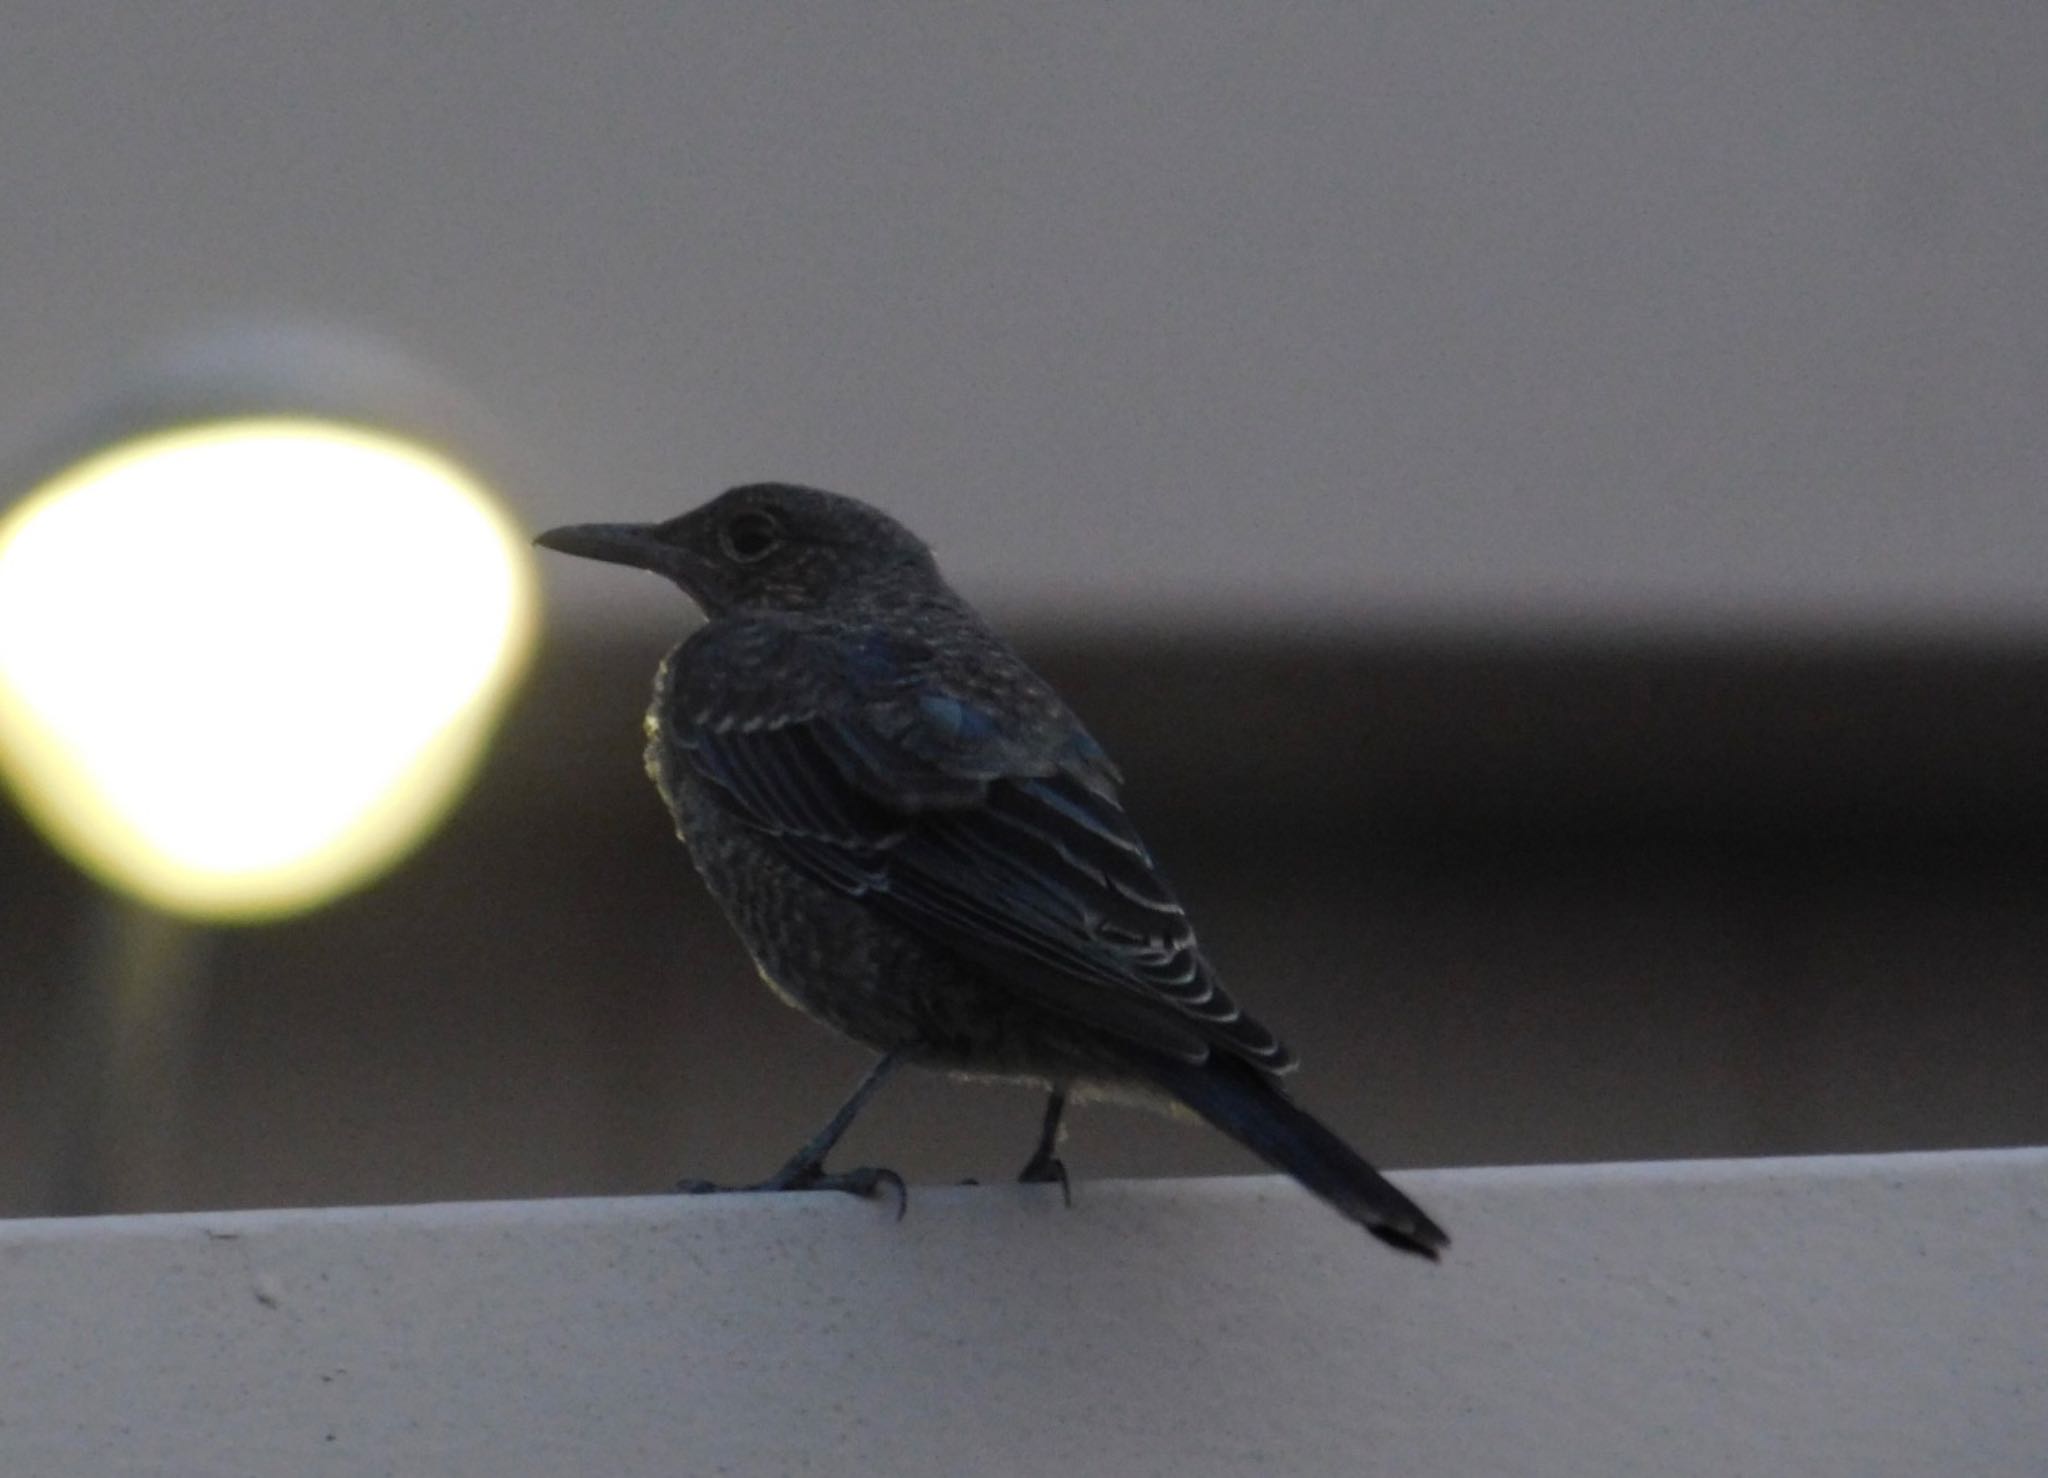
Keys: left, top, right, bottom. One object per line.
{"left": 668, "top": 620, "right": 1298, "bottom": 1076}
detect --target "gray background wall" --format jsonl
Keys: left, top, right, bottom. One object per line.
{"left": 1, "top": 4, "right": 2044, "bottom": 1214}
{"left": 6, "top": 4, "right": 2047, "bottom": 629}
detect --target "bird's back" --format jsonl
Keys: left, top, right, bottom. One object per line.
{"left": 644, "top": 600, "right": 1298, "bottom": 1080}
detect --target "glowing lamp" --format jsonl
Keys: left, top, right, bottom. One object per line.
{"left": 0, "top": 415, "right": 536, "bottom": 920}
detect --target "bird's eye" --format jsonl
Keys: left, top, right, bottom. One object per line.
{"left": 718, "top": 511, "right": 782, "bottom": 563}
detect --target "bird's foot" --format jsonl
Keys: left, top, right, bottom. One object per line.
{"left": 675, "top": 1161, "right": 908, "bottom": 1220}
{"left": 794, "top": 1163, "right": 907, "bottom": 1218}
{"left": 1017, "top": 1151, "right": 1073, "bottom": 1207}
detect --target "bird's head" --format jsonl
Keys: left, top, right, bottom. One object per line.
{"left": 535, "top": 483, "right": 943, "bottom": 617}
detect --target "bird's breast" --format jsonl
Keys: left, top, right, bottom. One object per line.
{"left": 642, "top": 650, "right": 688, "bottom": 819}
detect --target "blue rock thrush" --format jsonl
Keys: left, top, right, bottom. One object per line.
{"left": 536, "top": 484, "right": 1447, "bottom": 1258}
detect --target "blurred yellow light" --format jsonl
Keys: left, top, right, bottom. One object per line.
{"left": 0, "top": 417, "right": 536, "bottom": 920}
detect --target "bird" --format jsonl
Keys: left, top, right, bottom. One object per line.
{"left": 535, "top": 483, "right": 1448, "bottom": 1259}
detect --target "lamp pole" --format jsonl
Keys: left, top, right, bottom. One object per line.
{"left": 46, "top": 899, "right": 213, "bottom": 1214}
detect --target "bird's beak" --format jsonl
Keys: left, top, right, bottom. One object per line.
{"left": 532, "top": 521, "right": 674, "bottom": 574}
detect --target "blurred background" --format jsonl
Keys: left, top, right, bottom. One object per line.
{"left": 1, "top": 5, "right": 2044, "bottom": 1216}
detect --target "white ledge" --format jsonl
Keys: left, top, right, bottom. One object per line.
{"left": 3, "top": 1150, "right": 2043, "bottom": 1476}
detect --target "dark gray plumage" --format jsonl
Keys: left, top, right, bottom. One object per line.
{"left": 535, "top": 483, "right": 1447, "bottom": 1258}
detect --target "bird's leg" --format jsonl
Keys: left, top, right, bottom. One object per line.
{"left": 757, "top": 1050, "right": 906, "bottom": 1206}
{"left": 1016, "top": 1085, "right": 1072, "bottom": 1206}
{"left": 677, "top": 1050, "right": 908, "bottom": 1217}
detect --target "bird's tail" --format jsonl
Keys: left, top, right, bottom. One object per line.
{"left": 1140, "top": 1056, "right": 1449, "bottom": 1260}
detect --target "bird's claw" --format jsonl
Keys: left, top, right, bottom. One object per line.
{"left": 800, "top": 1163, "right": 908, "bottom": 1219}
{"left": 1018, "top": 1153, "right": 1073, "bottom": 1207}
{"left": 675, "top": 1163, "right": 908, "bottom": 1220}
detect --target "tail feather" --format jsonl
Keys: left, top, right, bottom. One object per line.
{"left": 1142, "top": 1056, "right": 1449, "bottom": 1260}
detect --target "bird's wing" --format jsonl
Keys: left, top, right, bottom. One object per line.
{"left": 666, "top": 620, "right": 1297, "bottom": 1076}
